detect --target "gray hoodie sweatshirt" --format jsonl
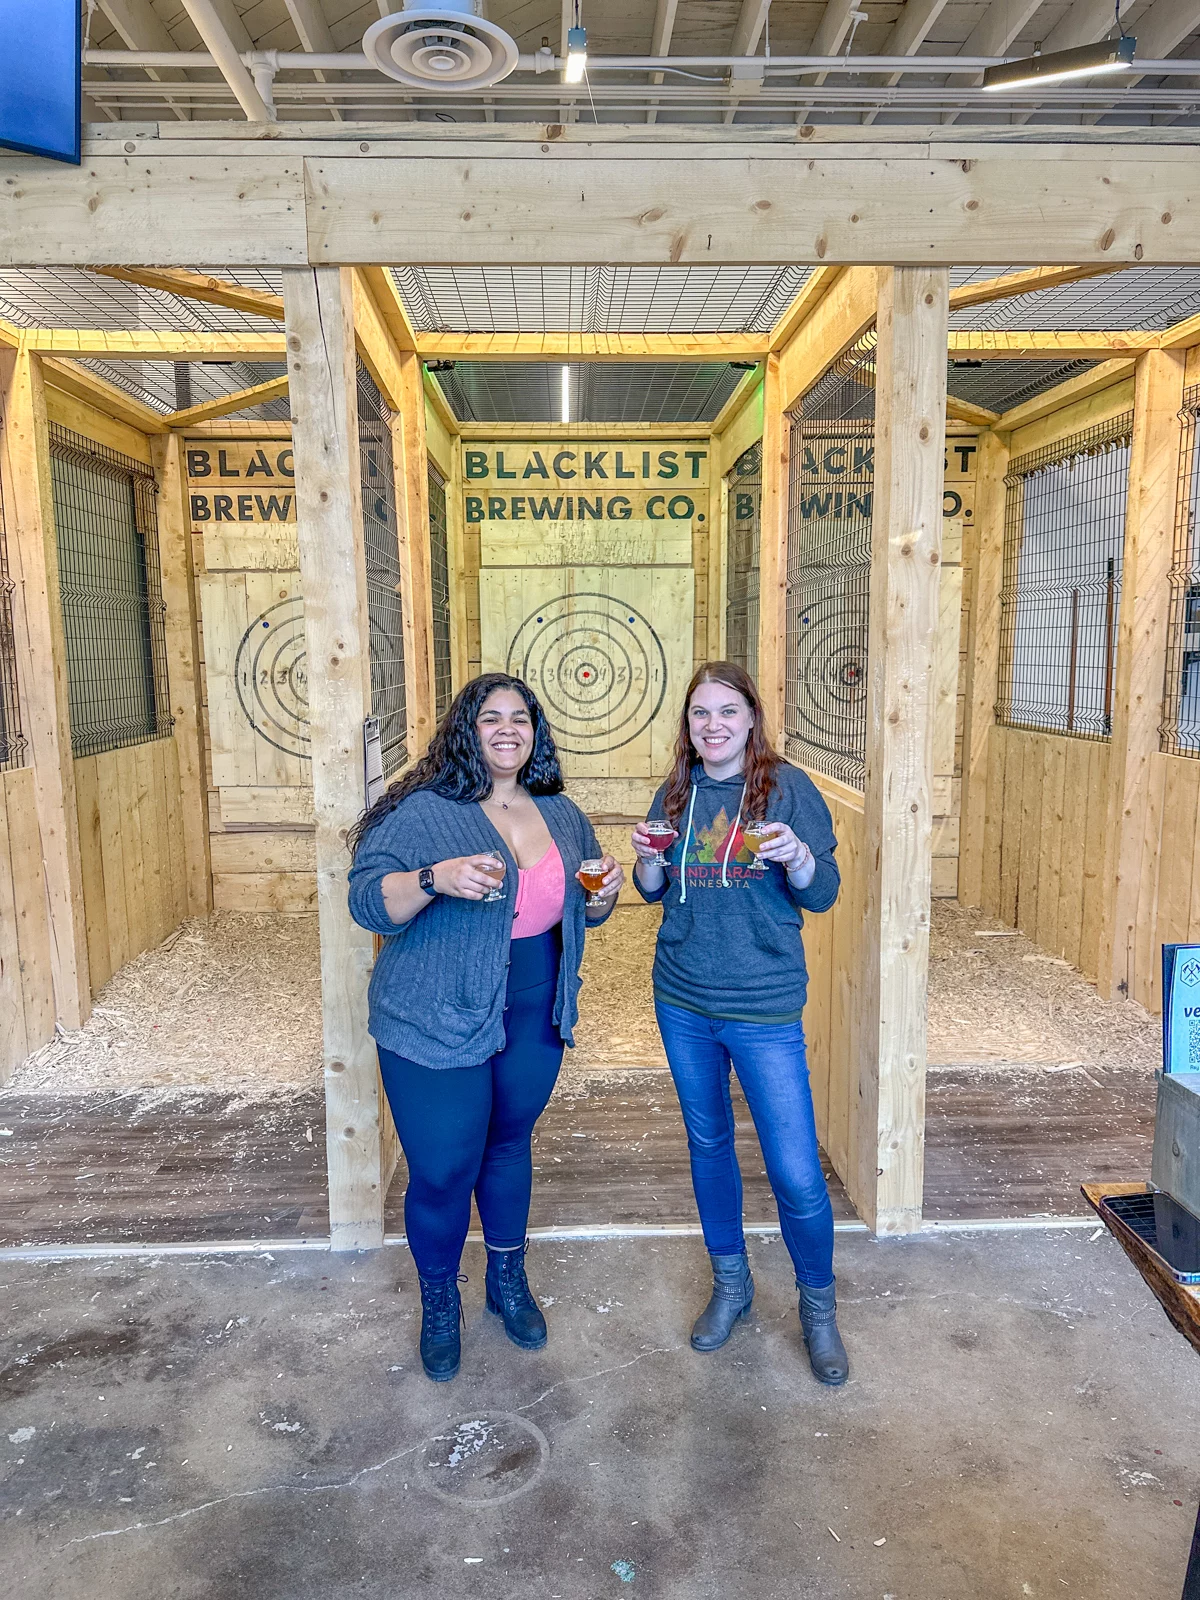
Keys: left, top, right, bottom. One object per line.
{"left": 635, "top": 761, "right": 839, "bottom": 1022}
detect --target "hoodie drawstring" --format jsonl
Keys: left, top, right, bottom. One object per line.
{"left": 678, "top": 780, "right": 746, "bottom": 901}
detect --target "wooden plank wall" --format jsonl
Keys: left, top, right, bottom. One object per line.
{"left": 803, "top": 783, "right": 866, "bottom": 1195}
{"left": 979, "top": 727, "right": 1112, "bottom": 982}
{"left": 74, "top": 738, "right": 189, "bottom": 993}
{"left": 0, "top": 766, "right": 56, "bottom": 1082}
{"left": 1124, "top": 752, "right": 1200, "bottom": 1012}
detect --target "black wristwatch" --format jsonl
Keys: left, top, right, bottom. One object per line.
{"left": 418, "top": 866, "right": 438, "bottom": 897}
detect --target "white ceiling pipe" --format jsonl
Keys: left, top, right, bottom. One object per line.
{"left": 82, "top": 49, "right": 1200, "bottom": 76}
{"left": 177, "top": 0, "right": 274, "bottom": 120}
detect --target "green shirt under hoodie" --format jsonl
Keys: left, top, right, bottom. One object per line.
{"left": 634, "top": 761, "right": 840, "bottom": 1023}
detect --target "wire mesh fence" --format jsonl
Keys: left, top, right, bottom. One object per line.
{"left": 997, "top": 414, "right": 1132, "bottom": 742}
{"left": 428, "top": 462, "right": 453, "bottom": 725}
{"left": 47, "top": 425, "right": 171, "bottom": 758}
{"left": 357, "top": 362, "right": 409, "bottom": 779}
{"left": 784, "top": 331, "right": 876, "bottom": 788}
{"left": 1163, "top": 383, "right": 1200, "bottom": 757}
{"left": 0, "top": 463, "right": 27, "bottom": 770}
{"left": 725, "top": 441, "right": 761, "bottom": 682}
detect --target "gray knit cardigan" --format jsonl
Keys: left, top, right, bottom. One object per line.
{"left": 347, "top": 787, "right": 612, "bottom": 1068}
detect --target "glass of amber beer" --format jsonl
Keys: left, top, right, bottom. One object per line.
{"left": 480, "top": 853, "right": 506, "bottom": 902}
{"left": 643, "top": 819, "right": 678, "bottom": 865}
{"left": 578, "top": 857, "right": 609, "bottom": 909}
{"left": 741, "top": 819, "right": 774, "bottom": 872}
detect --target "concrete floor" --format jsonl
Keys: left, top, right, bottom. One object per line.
{"left": 2, "top": 1232, "right": 1197, "bottom": 1600}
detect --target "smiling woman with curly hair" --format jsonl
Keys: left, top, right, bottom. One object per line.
{"left": 348, "top": 672, "right": 623, "bottom": 1383}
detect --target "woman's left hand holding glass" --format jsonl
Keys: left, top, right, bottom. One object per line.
{"left": 751, "top": 822, "right": 816, "bottom": 888}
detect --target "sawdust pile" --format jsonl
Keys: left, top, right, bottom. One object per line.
{"left": 7, "top": 913, "right": 323, "bottom": 1098}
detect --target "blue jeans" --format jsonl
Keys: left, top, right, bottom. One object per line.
{"left": 654, "top": 1000, "right": 835, "bottom": 1289}
{"left": 378, "top": 928, "right": 564, "bottom": 1281}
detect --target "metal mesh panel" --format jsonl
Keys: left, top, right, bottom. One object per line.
{"left": 1163, "top": 384, "right": 1200, "bottom": 757}
{"left": 997, "top": 416, "right": 1133, "bottom": 741}
{"left": 725, "top": 441, "right": 761, "bottom": 681}
{"left": 784, "top": 333, "right": 876, "bottom": 788}
{"left": 434, "top": 361, "right": 742, "bottom": 425}
{"left": 47, "top": 425, "right": 171, "bottom": 758}
{"left": 357, "top": 364, "right": 408, "bottom": 778}
{"left": 428, "top": 462, "right": 453, "bottom": 724}
{"left": 0, "top": 464, "right": 27, "bottom": 770}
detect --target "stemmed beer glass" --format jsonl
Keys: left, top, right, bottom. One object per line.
{"left": 643, "top": 819, "right": 678, "bottom": 865}
{"left": 479, "top": 853, "right": 506, "bottom": 902}
{"left": 741, "top": 819, "right": 773, "bottom": 872}
{"left": 578, "top": 857, "right": 609, "bottom": 909}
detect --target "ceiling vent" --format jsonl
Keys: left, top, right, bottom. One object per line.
{"left": 362, "top": 2, "right": 519, "bottom": 91}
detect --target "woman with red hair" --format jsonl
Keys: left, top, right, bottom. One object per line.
{"left": 631, "top": 662, "right": 847, "bottom": 1385}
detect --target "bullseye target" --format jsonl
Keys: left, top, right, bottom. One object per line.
{"left": 234, "top": 597, "right": 310, "bottom": 760}
{"left": 505, "top": 592, "right": 668, "bottom": 756}
{"left": 790, "top": 583, "right": 869, "bottom": 762}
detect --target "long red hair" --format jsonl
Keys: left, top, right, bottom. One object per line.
{"left": 661, "top": 662, "right": 782, "bottom": 829}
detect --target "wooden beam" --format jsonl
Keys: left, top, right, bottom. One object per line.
{"left": 958, "top": 428, "right": 1010, "bottom": 908}
{"left": 1159, "top": 310, "right": 1200, "bottom": 350}
{"left": 150, "top": 433, "right": 212, "bottom": 917}
{"left": 281, "top": 266, "right": 383, "bottom": 1251}
{"left": 0, "top": 345, "right": 93, "bottom": 1028}
{"left": 993, "top": 358, "right": 1136, "bottom": 431}
{"left": 1097, "top": 347, "right": 1187, "bottom": 1004}
{"left": 393, "top": 351, "right": 438, "bottom": 756}
{"left": 778, "top": 266, "right": 879, "bottom": 413}
{"left": 422, "top": 368, "right": 459, "bottom": 441}
{"left": 947, "top": 331, "right": 1162, "bottom": 359}
{"left": 768, "top": 266, "right": 845, "bottom": 352}
{"left": 945, "top": 395, "right": 999, "bottom": 427}
{"left": 756, "top": 352, "right": 788, "bottom": 740}
{"left": 26, "top": 330, "right": 287, "bottom": 360}
{"left": 356, "top": 266, "right": 418, "bottom": 354}
{"left": 454, "top": 422, "right": 713, "bottom": 439}
{"left": 709, "top": 364, "right": 763, "bottom": 435}
{"left": 12, "top": 138, "right": 1200, "bottom": 268}
{"left": 92, "top": 266, "right": 284, "bottom": 320}
{"left": 857, "top": 265, "right": 950, "bottom": 1236}
{"left": 164, "top": 374, "right": 288, "bottom": 429}
{"left": 40, "top": 356, "right": 170, "bottom": 435}
{"left": 414, "top": 332, "right": 770, "bottom": 362}
{"left": 947, "top": 264, "right": 1123, "bottom": 311}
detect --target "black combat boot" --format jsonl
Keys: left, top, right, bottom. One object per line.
{"left": 690, "top": 1252, "right": 755, "bottom": 1351}
{"left": 798, "top": 1279, "right": 849, "bottom": 1386}
{"left": 485, "top": 1243, "right": 547, "bottom": 1351}
{"left": 418, "top": 1274, "right": 465, "bottom": 1383}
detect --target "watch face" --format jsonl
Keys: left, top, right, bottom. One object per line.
{"left": 419, "top": 867, "right": 436, "bottom": 894}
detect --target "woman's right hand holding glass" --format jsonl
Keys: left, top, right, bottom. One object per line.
{"left": 432, "top": 854, "right": 507, "bottom": 900}
{"left": 631, "top": 822, "right": 667, "bottom": 863}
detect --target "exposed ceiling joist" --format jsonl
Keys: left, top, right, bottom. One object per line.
{"left": 946, "top": 396, "right": 1001, "bottom": 425}
{"left": 40, "top": 356, "right": 170, "bottom": 433}
{"left": 646, "top": 0, "right": 681, "bottom": 125}
{"left": 948, "top": 264, "right": 1127, "bottom": 309}
{"left": 97, "top": 0, "right": 191, "bottom": 121}
{"left": 993, "top": 357, "right": 1137, "bottom": 428}
{"left": 178, "top": 0, "right": 272, "bottom": 121}
{"left": 1083, "top": 0, "right": 1200, "bottom": 123}
{"left": 861, "top": 0, "right": 951, "bottom": 126}
{"left": 24, "top": 329, "right": 286, "bottom": 360}
{"left": 942, "top": 0, "right": 1051, "bottom": 124}
{"left": 413, "top": 332, "right": 772, "bottom": 361}
{"left": 948, "top": 330, "right": 1159, "bottom": 357}
{"left": 283, "top": 0, "right": 344, "bottom": 123}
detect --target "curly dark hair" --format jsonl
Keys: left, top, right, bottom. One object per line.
{"left": 347, "top": 672, "right": 564, "bottom": 856}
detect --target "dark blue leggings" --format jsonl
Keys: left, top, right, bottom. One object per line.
{"left": 378, "top": 928, "right": 564, "bottom": 1282}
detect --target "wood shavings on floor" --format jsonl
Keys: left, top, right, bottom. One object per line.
{"left": 572, "top": 908, "right": 667, "bottom": 1071}
{"left": 6, "top": 913, "right": 323, "bottom": 1099}
{"left": 927, "top": 901, "right": 1161, "bottom": 1074}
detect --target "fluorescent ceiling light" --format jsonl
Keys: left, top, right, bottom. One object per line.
{"left": 564, "top": 24, "right": 587, "bottom": 83}
{"left": 982, "top": 34, "right": 1136, "bottom": 91}
{"left": 561, "top": 364, "right": 571, "bottom": 423}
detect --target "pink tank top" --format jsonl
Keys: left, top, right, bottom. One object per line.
{"left": 511, "top": 842, "right": 566, "bottom": 939}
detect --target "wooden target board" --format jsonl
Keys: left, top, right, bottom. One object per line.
{"left": 479, "top": 521, "right": 693, "bottom": 781}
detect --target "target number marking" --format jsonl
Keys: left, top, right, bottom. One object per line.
{"left": 234, "top": 597, "right": 311, "bottom": 760}
{"left": 505, "top": 592, "right": 668, "bottom": 756}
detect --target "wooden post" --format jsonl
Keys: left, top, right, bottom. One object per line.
{"left": 447, "top": 436, "right": 469, "bottom": 695}
{"left": 393, "top": 351, "right": 437, "bottom": 756}
{"left": 281, "top": 267, "right": 384, "bottom": 1251}
{"left": 958, "top": 427, "right": 1011, "bottom": 907}
{"left": 757, "top": 352, "right": 789, "bottom": 745}
{"left": 856, "top": 267, "right": 949, "bottom": 1236}
{"left": 0, "top": 343, "right": 92, "bottom": 1027}
{"left": 1097, "top": 347, "right": 1187, "bottom": 1004}
{"left": 151, "top": 432, "right": 212, "bottom": 916}
{"left": 706, "top": 433, "right": 725, "bottom": 659}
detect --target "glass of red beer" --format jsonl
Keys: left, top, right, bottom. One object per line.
{"left": 643, "top": 819, "right": 678, "bottom": 865}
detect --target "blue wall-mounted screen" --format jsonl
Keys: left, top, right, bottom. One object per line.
{"left": 0, "top": 0, "right": 81, "bottom": 164}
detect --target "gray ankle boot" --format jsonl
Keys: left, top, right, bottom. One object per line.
{"left": 690, "top": 1253, "right": 754, "bottom": 1351}
{"left": 798, "top": 1279, "right": 849, "bottom": 1386}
